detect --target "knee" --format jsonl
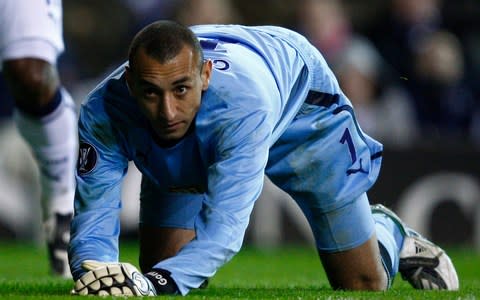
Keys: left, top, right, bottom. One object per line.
{"left": 2, "top": 58, "right": 59, "bottom": 111}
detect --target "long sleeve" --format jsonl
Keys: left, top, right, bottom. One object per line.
{"left": 68, "top": 96, "right": 129, "bottom": 280}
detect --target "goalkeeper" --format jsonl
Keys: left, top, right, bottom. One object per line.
{"left": 69, "top": 21, "right": 458, "bottom": 296}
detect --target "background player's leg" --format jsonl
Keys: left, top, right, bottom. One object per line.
{"left": 1, "top": 0, "right": 77, "bottom": 277}
{"left": 4, "top": 58, "right": 77, "bottom": 278}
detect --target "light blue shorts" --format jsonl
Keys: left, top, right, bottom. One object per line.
{"left": 266, "top": 95, "right": 382, "bottom": 252}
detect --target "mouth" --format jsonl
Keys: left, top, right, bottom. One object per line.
{"left": 165, "top": 121, "right": 183, "bottom": 130}
{"left": 155, "top": 120, "right": 185, "bottom": 134}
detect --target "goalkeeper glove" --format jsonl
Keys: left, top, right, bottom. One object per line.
{"left": 73, "top": 260, "right": 178, "bottom": 296}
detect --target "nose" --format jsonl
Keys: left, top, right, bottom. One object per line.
{"left": 159, "top": 96, "right": 177, "bottom": 121}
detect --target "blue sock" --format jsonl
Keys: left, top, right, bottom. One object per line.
{"left": 373, "top": 213, "right": 405, "bottom": 287}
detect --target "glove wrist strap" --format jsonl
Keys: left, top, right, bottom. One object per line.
{"left": 144, "top": 269, "right": 179, "bottom": 294}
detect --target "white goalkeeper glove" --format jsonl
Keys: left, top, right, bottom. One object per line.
{"left": 72, "top": 260, "right": 178, "bottom": 296}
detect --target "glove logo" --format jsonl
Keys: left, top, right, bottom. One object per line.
{"left": 132, "top": 271, "right": 151, "bottom": 295}
{"left": 149, "top": 271, "right": 168, "bottom": 285}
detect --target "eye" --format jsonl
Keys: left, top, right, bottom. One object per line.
{"left": 142, "top": 87, "right": 157, "bottom": 99}
{"left": 175, "top": 86, "right": 188, "bottom": 96}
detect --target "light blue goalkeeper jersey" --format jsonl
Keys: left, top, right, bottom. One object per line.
{"left": 69, "top": 25, "right": 383, "bottom": 295}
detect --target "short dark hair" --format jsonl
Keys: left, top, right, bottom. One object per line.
{"left": 128, "top": 20, "right": 204, "bottom": 71}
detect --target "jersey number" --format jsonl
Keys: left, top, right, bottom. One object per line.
{"left": 340, "top": 128, "right": 357, "bottom": 163}
{"left": 340, "top": 128, "right": 368, "bottom": 175}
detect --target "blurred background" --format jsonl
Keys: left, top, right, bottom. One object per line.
{"left": 0, "top": 0, "right": 479, "bottom": 251}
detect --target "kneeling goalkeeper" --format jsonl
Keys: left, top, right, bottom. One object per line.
{"left": 68, "top": 21, "right": 458, "bottom": 296}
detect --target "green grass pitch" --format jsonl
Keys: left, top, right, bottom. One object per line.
{"left": 0, "top": 240, "right": 478, "bottom": 299}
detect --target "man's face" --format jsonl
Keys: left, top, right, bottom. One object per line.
{"left": 126, "top": 46, "right": 212, "bottom": 145}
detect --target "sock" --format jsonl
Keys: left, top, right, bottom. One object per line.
{"left": 14, "top": 87, "right": 78, "bottom": 218}
{"left": 373, "top": 212, "right": 405, "bottom": 288}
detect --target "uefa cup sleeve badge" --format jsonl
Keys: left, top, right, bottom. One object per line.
{"left": 77, "top": 142, "right": 98, "bottom": 175}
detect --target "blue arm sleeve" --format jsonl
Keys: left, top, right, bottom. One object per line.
{"left": 68, "top": 98, "right": 129, "bottom": 280}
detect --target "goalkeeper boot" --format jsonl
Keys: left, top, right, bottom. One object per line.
{"left": 371, "top": 204, "right": 459, "bottom": 290}
{"left": 45, "top": 212, "right": 73, "bottom": 278}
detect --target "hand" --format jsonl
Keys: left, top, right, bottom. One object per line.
{"left": 72, "top": 260, "right": 157, "bottom": 296}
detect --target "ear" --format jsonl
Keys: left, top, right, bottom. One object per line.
{"left": 125, "top": 65, "right": 134, "bottom": 95}
{"left": 201, "top": 60, "right": 213, "bottom": 91}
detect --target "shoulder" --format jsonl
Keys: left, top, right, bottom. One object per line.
{"left": 79, "top": 63, "right": 145, "bottom": 130}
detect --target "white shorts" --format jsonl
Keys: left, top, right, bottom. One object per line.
{"left": 0, "top": 0, "right": 64, "bottom": 65}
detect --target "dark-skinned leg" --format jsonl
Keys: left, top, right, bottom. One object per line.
{"left": 139, "top": 226, "right": 195, "bottom": 272}
{"left": 319, "top": 233, "right": 388, "bottom": 290}
{"left": 3, "top": 58, "right": 77, "bottom": 277}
